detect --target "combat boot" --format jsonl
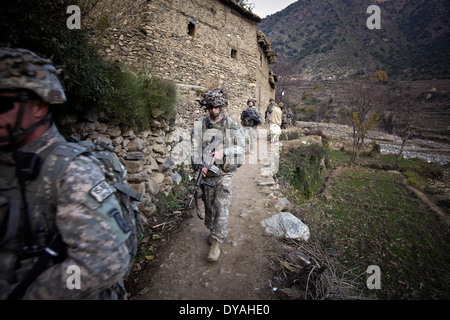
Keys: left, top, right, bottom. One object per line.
{"left": 207, "top": 240, "right": 221, "bottom": 262}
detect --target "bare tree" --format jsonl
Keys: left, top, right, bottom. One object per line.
{"left": 391, "top": 91, "right": 420, "bottom": 168}
{"left": 347, "top": 76, "right": 387, "bottom": 164}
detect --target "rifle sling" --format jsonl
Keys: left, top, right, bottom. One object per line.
{"left": 201, "top": 184, "right": 209, "bottom": 220}
{"left": 193, "top": 183, "right": 207, "bottom": 220}
{"left": 7, "top": 233, "right": 64, "bottom": 300}
{"left": 193, "top": 182, "right": 211, "bottom": 221}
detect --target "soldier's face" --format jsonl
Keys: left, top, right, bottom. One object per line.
{"left": 0, "top": 92, "right": 20, "bottom": 146}
{"left": 207, "top": 106, "right": 221, "bottom": 120}
{"left": 0, "top": 91, "right": 46, "bottom": 147}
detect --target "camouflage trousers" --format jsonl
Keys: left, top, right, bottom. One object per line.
{"left": 203, "top": 174, "right": 233, "bottom": 243}
{"left": 243, "top": 126, "right": 257, "bottom": 152}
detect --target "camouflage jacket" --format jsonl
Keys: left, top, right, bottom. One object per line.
{"left": 191, "top": 115, "right": 245, "bottom": 177}
{"left": 241, "top": 107, "right": 263, "bottom": 127}
{"left": 265, "top": 102, "right": 277, "bottom": 115}
{"left": 0, "top": 124, "right": 130, "bottom": 299}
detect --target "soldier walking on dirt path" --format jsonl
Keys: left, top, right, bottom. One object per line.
{"left": 191, "top": 89, "right": 245, "bottom": 262}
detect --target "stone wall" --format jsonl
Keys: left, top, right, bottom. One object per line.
{"left": 60, "top": 111, "right": 194, "bottom": 218}
{"left": 93, "top": 0, "right": 276, "bottom": 121}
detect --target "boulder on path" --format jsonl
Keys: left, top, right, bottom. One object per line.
{"left": 261, "top": 212, "right": 310, "bottom": 241}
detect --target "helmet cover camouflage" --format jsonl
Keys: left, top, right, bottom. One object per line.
{"left": 0, "top": 48, "right": 66, "bottom": 104}
{"left": 199, "top": 89, "right": 228, "bottom": 108}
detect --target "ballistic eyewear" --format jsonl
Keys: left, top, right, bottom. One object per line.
{"left": 0, "top": 96, "right": 22, "bottom": 114}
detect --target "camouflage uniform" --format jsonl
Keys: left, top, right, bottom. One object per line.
{"left": 265, "top": 99, "right": 277, "bottom": 124}
{"left": 0, "top": 48, "right": 132, "bottom": 299}
{"left": 240, "top": 99, "right": 262, "bottom": 153}
{"left": 191, "top": 90, "right": 245, "bottom": 244}
{"left": 203, "top": 174, "right": 233, "bottom": 242}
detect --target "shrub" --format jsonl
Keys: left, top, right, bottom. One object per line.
{"left": 142, "top": 76, "right": 179, "bottom": 124}
{"left": 403, "top": 170, "right": 427, "bottom": 191}
{"left": 1, "top": 1, "right": 112, "bottom": 116}
{"left": 0, "top": 0, "right": 178, "bottom": 131}
{"left": 105, "top": 63, "right": 150, "bottom": 130}
{"left": 101, "top": 64, "right": 179, "bottom": 130}
{"left": 278, "top": 144, "right": 329, "bottom": 199}
{"left": 280, "top": 130, "right": 302, "bottom": 141}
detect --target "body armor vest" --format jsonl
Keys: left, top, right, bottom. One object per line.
{"left": 0, "top": 138, "right": 67, "bottom": 291}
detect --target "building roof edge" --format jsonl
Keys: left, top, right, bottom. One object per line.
{"left": 219, "top": 0, "right": 262, "bottom": 23}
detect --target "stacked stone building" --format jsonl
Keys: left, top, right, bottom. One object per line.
{"left": 71, "top": 0, "right": 278, "bottom": 216}
{"left": 97, "top": 0, "right": 277, "bottom": 119}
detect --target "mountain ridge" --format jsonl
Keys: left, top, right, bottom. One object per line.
{"left": 259, "top": 0, "right": 450, "bottom": 80}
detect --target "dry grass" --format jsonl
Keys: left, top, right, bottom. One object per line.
{"left": 272, "top": 238, "right": 368, "bottom": 300}
{"left": 274, "top": 155, "right": 450, "bottom": 300}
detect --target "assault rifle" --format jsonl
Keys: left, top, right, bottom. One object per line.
{"left": 242, "top": 110, "right": 262, "bottom": 125}
{"left": 188, "top": 136, "right": 221, "bottom": 219}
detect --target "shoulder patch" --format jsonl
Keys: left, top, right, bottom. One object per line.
{"left": 89, "top": 180, "right": 114, "bottom": 203}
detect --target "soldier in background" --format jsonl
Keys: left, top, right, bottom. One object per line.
{"left": 0, "top": 48, "right": 132, "bottom": 299}
{"left": 240, "top": 98, "right": 262, "bottom": 154}
{"left": 286, "top": 107, "right": 294, "bottom": 127}
{"left": 280, "top": 103, "right": 289, "bottom": 129}
{"left": 264, "top": 98, "right": 277, "bottom": 125}
{"left": 191, "top": 89, "right": 245, "bottom": 262}
{"left": 269, "top": 102, "right": 283, "bottom": 143}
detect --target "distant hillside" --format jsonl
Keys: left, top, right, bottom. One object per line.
{"left": 259, "top": 0, "right": 450, "bottom": 80}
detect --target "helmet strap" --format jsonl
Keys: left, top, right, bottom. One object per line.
{"left": 0, "top": 91, "right": 52, "bottom": 144}
{"left": 13, "top": 91, "right": 29, "bottom": 135}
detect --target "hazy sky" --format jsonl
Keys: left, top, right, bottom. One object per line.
{"left": 250, "top": 0, "right": 298, "bottom": 18}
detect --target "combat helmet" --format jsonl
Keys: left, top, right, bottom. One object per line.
{"left": 199, "top": 89, "right": 228, "bottom": 108}
{"left": 0, "top": 48, "right": 66, "bottom": 104}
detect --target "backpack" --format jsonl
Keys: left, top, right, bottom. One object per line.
{"left": 55, "top": 136, "right": 143, "bottom": 262}
{"left": 3, "top": 136, "right": 142, "bottom": 299}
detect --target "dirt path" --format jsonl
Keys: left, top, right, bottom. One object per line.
{"left": 132, "top": 145, "right": 280, "bottom": 300}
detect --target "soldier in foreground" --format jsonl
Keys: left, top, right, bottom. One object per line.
{"left": 0, "top": 48, "right": 134, "bottom": 299}
{"left": 191, "top": 89, "right": 245, "bottom": 262}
